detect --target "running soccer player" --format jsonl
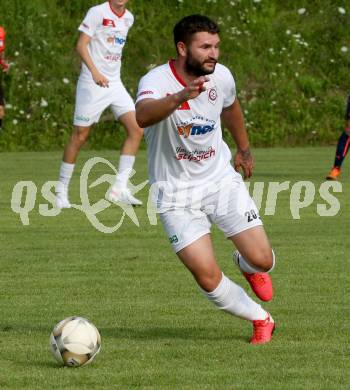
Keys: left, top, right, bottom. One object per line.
{"left": 56, "top": 0, "right": 143, "bottom": 208}
{"left": 135, "top": 15, "right": 276, "bottom": 344}
{"left": 0, "top": 25, "right": 9, "bottom": 128}
{"left": 326, "top": 95, "right": 350, "bottom": 180}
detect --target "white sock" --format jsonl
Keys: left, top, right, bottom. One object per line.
{"left": 234, "top": 250, "right": 275, "bottom": 274}
{"left": 202, "top": 273, "right": 268, "bottom": 321}
{"left": 114, "top": 155, "right": 135, "bottom": 189}
{"left": 58, "top": 161, "right": 75, "bottom": 193}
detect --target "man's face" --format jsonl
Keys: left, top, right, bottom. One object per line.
{"left": 110, "top": 0, "right": 129, "bottom": 8}
{"left": 185, "top": 32, "right": 220, "bottom": 76}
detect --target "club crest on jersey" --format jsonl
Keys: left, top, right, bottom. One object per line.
{"left": 103, "top": 18, "right": 116, "bottom": 27}
{"left": 208, "top": 87, "right": 218, "bottom": 105}
{"left": 177, "top": 124, "right": 215, "bottom": 138}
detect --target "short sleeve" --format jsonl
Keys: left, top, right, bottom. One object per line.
{"left": 136, "top": 71, "right": 162, "bottom": 103}
{"left": 129, "top": 13, "right": 135, "bottom": 28}
{"left": 78, "top": 8, "right": 99, "bottom": 37}
{"left": 222, "top": 69, "right": 236, "bottom": 108}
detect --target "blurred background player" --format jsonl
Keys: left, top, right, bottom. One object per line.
{"left": 326, "top": 95, "right": 350, "bottom": 180}
{"left": 136, "top": 15, "right": 276, "bottom": 344}
{"left": 0, "top": 25, "right": 9, "bottom": 128}
{"left": 56, "top": 0, "right": 143, "bottom": 208}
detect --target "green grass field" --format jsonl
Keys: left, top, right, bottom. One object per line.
{"left": 1, "top": 0, "right": 349, "bottom": 150}
{"left": 0, "top": 148, "right": 350, "bottom": 389}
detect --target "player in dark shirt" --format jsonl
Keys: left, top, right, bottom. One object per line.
{"left": 326, "top": 95, "right": 350, "bottom": 180}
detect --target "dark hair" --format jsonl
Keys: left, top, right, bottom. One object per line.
{"left": 173, "top": 14, "right": 220, "bottom": 48}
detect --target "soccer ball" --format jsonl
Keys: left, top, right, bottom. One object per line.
{"left": 49, "top": 316, "right": 101, "bottom": 367}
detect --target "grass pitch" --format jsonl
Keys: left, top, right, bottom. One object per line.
{"left": 0, "top": 148, "right": 349, "bottom": 389}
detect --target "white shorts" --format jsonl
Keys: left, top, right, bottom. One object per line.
{"left": 73, "top": 79, "right": 135, "bottom": 126}
{"left": 159, "top": 176, "right": 262, "bottom": 253}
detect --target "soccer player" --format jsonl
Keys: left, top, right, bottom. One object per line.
{"left": 326, "top": 95, "right": 350, "bottom": 180}
{"left": 56, "top": 0, "right": 143, "bottom": 208}
{"left": 0, "top": 25, "right": 9, "bottom": 128}
{"left": 135, "top": 15, "right": 276, "bottom": 344}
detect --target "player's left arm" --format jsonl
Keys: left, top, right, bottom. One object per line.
{"left": 221, "top": 99, "right": 254, "bottom": 178}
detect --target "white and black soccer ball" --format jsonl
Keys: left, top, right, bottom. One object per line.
{"left": 49, "top": 316, "right": 101, "bottom": 367}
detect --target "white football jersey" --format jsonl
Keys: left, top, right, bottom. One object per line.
{"left": 136, "top": 61, "right": 241, "bottom": 209}
{"left": 78, "top": 2, "right": 134, "bottom": 82}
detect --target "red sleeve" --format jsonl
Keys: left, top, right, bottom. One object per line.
{"left": 0, "top": 27, "right": 6, "bottom": 53}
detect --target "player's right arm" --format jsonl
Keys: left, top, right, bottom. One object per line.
{"left": 136, "top": 76, "right": 208, "bottom": 128}
{"left": 76, "top": 32, "right": 109, "bottom": 87}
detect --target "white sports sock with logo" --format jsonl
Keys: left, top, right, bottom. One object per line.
{"left": 234, "top": 250, "right": 275, "bottom": 274}
{"left": 202, "top": 273, "right": 267, "bottom": 321}
{"left": 58, "top": 162, "right": 75, "bottom": 193}
{"left": 115, "top": 155, "right": 135, "bottom": 189}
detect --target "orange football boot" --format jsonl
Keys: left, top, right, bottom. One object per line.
{"left": 326, "top": 167, "right": 341, "bottom": 180}
{"left": 250, "top": 314, "right": 275, "bottom": 345}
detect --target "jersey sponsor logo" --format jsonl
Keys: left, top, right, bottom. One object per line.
{"left": 115, "top": 37, "right": 126, "bottom": 45}
{"left": 106, "top": 36, "right": 126, "bottom": 45}
{"left": 105, "top": 54, "right": 122, "bottom": 62}
{"left": 102, "top": 18, "right": 116, "bottom": 27}
{"left": 177, "top": 123, "right": 215, "bottom": 138}
{"left": 177, "top": 124, "right": 192, "bottom": 138}
{"left": 175, "top": 146, "right": 216, "bottom": 162}
{"left": 138, "top": 90, "right": 154, "bottom": 97}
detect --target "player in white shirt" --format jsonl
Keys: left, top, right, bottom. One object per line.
{"left": 56, "top": 0, "right": 143, "bottom": 208}
{"left": 136, "top": 15, "right": 276, "bottom": 344}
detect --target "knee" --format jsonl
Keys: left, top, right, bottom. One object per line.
{"left": 0, "top": 106, "right": 5, "bottom": 119}
{"left": 127, "top": 126, "right": 144, "bottom": 141}
{"left": 251, "top": 248, "right": 275, "bottom": 273}
{"left": 195, "top": 268, "right": 222, "bottom": 292}
{"left": 72, "top": 127, "right": 89, "bottom": 145}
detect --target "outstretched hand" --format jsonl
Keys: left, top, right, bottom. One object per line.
{"left": 234, "top": 148, "right": 254, "bottom": 179}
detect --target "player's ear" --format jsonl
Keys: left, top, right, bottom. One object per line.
{"left": 177, "top": 41, "right": 187, "bottom": 57}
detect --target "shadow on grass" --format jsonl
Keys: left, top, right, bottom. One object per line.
{"left": 100, "top": 326, "right": 247, "bottom": 343}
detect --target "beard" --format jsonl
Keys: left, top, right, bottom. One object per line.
{"left": 185, "top": 51, "right": 217, "bottom": 77}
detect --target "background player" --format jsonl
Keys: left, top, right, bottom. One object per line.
{"left": 0, "top": 25, "right": 9, "bottom": 128}
{"left": 135, "top": 15, "right": 276, "bottom": 344}
{"left": 56, "top": 0, "right": 143, "bottom": 208}
{"left": 326, "top": 95, "right": 350, "bottom": 180}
